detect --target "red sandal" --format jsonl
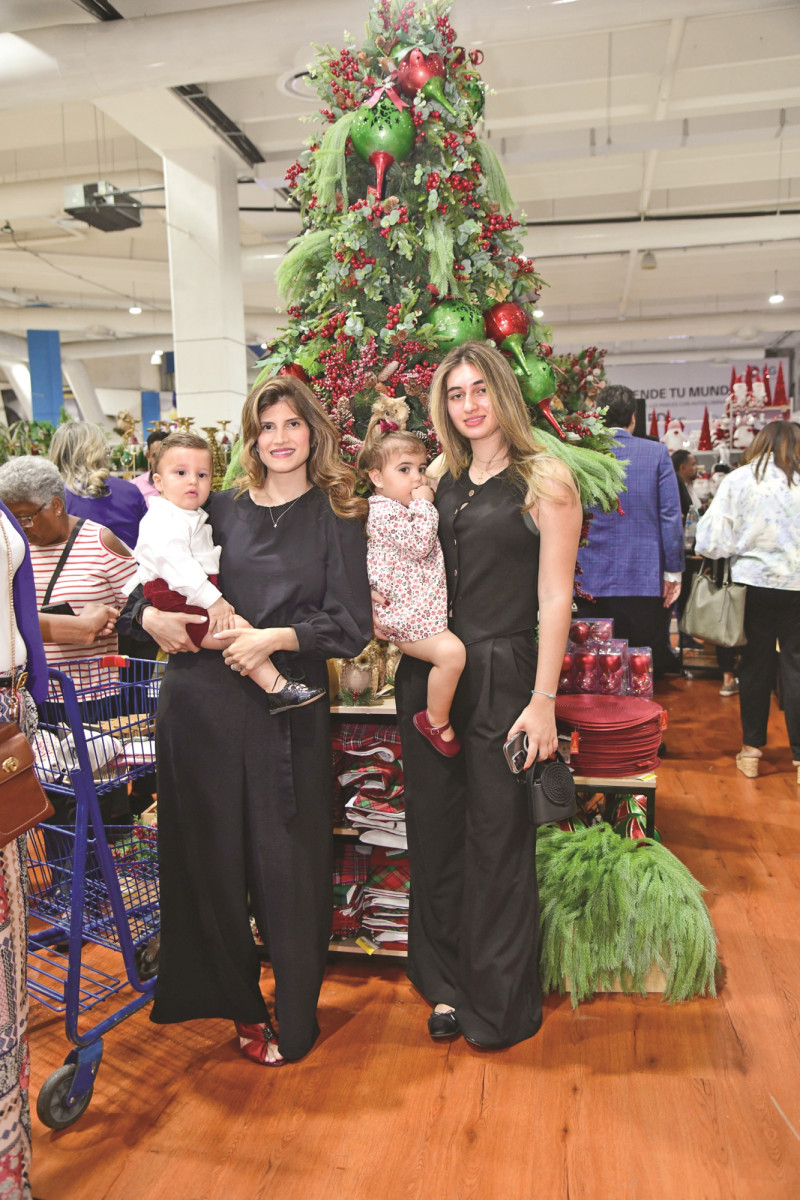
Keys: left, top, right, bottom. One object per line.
{"left": 235, "top": 1018, "right": 285, "bottom": 1066}
{"left": 413, "top": 710, "right": 462, "bottom": 757}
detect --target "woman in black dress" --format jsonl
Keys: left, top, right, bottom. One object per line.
{"left": 141, "top": 376, "right": 372, "bottom": 1064}
{"left": 390, "top": 341, "right": 582, "bottom": 1049}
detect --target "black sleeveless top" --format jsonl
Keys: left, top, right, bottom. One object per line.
{"left": 435, "top": 469, "right": 540, "bottom": 645}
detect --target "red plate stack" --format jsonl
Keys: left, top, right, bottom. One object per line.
{"left": 555, "top": 695, "right": 667, "bottom": 777}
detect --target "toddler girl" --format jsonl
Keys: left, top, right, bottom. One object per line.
{"left": 127, "top": 431, "right": 324, "bottom": 714}
{"left": 359, "top": 419, "right": 465, "bottom": 755}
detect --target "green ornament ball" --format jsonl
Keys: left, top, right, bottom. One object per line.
{"left": 511, "top": 353, "right": 557, "bottom": 405}
{"left": 427, "top": 300, "right": 485, "bottom": 352}
{"left": 350, "top": 95, "right": 416, "bottom": 165}
{"left": 464, "top": 79, "right": 485, "bottom": 119}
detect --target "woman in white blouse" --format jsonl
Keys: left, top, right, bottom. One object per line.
{"left": 695, "top": 421, "right": 800, "bottom": 780}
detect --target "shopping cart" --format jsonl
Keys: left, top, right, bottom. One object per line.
{"left": 28, "top": 655, "right": 163, "bottom": 1129}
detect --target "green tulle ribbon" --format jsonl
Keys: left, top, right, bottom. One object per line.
{"left": 537, "top": 824, "right": 719, "bottom": 1006}
{"left": 471, "top": 139, "right": 515, "bottom": 215}
{"left": 314, "top": 110, "right": 358, "bottom": 210}
{"left": 422, "top": 217, "right": 456, "bottom": 296}
{"left": 532, "top": 427, "right": 627, "bottom": 512}
{"left": 275, "top": 228, "right": 333, "bottom": 305}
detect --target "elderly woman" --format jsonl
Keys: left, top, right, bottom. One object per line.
{"left": 49, "top": 420, "right": 147, "bottom": 550}
{"left": 0, "top": 457, "right": 139, "bottom": 827}
{"left": 696, "top": 420, "right": 800, "bottom": 781}
{"left": 0, "top": 456, "right": 136, "bottom": 665}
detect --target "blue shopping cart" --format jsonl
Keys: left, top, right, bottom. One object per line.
{"left": 28, "top": 655, "right": 163, "bottom": 1129}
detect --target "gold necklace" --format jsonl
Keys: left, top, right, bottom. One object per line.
{"left": 470, "top": 453, "right": 508, "bottom": 484}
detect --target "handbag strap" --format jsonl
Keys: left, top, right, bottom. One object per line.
{"left": 41, "top": 518, "right": 84, "bottom": 608}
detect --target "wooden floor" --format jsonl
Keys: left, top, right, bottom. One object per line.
{"left": 29, "top": 674, "right": 800, "bottom": 1200}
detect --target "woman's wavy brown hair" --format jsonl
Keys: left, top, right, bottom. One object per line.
{"left": 236, "top": 376, "right": 367, "bottom": 521}
{"left": 742, "top": 419, "right": 800, "bottom": 487}
{"left": 428, "top": 340, "right": 575, "bottom": 505}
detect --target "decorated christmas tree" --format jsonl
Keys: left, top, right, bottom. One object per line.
{"left": 256, "top": 0, "right": 623, "bottom": 509}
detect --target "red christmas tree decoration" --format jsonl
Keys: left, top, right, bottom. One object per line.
{"left": 764, "top": 363, "right": 773, "bottom": 404}
{"left": 664, "top": 410, "right": 671, "bottom": 434}
{"left": 648, "top": 410, "right": 659, "bottom": 438}
{"left": 745, "top": 363, "right": 753, "bottom": 393}
{"left": 774, "top": 363, "right": 788, "bottom": 407}
{"left": 729, "top": 364, "right": 737, "bottom": 393}
{"left": 697, "top": 406, "right": 712, "bottom": 451}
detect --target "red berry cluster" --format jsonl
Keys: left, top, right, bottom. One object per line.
{"left": 441, "top": 131, "right": 461, "bottom": 155}
{"left": 384, "top": 303, "right": 403, "bottom": 330}
{"left": 435, "top": 14, "right": 457, "bottom": 45}
{"left": 447, "top": 172, "right": 475, "bottom": 194}
{"left": 452, "top": 261, "right": 470, "bottom": 281}
{"left": 314, "top": 311, "right": 349, "bottom": 340}
{"left": 287, "top": 305, "right": 304, "bottom": 319}
{"left": 425, "top": 172, "right": 441, "bottom": 192}
{"left": 285, "top": 160, "right": 305, "bottom": 187}
{"left": 394, "top": 2, "right": 417, "bottom": 35}
{"left": 509, "top": 253, "right": 536, "bottom": 276}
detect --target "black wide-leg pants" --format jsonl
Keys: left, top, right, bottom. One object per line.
{"left": 395, "top": 632, "right": 542, "bottom": 1049}
{"left": 150, "top": 651, "right": 334, "bottom": 1061}
{"left": 739, "top": 585, "right": 800, "bottom": 761}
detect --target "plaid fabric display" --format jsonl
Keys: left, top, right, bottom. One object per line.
{"left": 331, "top": 842, "right": 370, "bottom": 939}
{"left": 362, "top": 857, "right": 410, "bottom": 947}
{"left": 334, "top": 723, "right": 407, "bottom": 849}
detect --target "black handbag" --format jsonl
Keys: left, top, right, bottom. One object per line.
{"left": 524, "top": 753, "right": 577, "bottom": 826}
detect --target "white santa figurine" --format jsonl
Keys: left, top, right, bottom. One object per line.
{"left": 662, "top": 420, "right": 688, "bottom": 452}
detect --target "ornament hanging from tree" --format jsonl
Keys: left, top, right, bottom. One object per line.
{"left": 510, "top": 353, "right": 565, "bottom": 439}
{"left": 484, "top": 301, "right": 530, "bottom": 374}
{"left": 394, "top": 49, "right": 457, "bottom": 116}
{"left": 350, "top": 93, "right": 415, "bottom": 198}
{"left": 427, "top": 299, "right": 485, "bottom": 352}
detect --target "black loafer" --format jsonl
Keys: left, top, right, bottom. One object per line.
{"left": 427, "top": 1009, "right": 460, "bottom": 1039}
{"left": 265, "top": 681, "right": 326, "bottom": 715}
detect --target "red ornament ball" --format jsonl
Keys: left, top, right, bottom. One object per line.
{"left": 484, "top": 301, "right": 530, "bottom": 345}
{"left": 569, "top": 621, "right": 591, "bottom": 644}
{"left": 278, "top": 363, "right": 309, "bottom": 384}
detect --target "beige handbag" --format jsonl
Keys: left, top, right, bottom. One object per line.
{"left": 679, "top": 559, "right": 747, "bottom": 648}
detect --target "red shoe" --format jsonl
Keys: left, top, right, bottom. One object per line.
{"left": 235, "top": 1018, "right": 285, "bottom": 1066}
{"left": 413, "top": 710, "right": 461, "bottom": 757}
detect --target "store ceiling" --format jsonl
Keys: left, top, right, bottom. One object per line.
{"left": 0, "top": 0, "right": 799, "bottom": 369}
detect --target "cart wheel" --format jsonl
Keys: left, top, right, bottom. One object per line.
{"left": 37, "top": 1065, "right": 93, "bottom": 1130}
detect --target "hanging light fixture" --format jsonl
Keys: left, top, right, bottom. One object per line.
{"left": 641, "top": 250, "right": 657, "bottom": 270}
{"left": 768, "top": 270, "right": 784, "bottom": 304}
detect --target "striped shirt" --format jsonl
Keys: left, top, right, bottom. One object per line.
{"left": 31, "top": 519, "right": 137, "bottom": 665}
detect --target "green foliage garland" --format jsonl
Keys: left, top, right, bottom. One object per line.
{"left": 537, "top": 824, "right": 719, "bottom": 1006}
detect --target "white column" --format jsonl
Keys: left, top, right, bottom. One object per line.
{"left": 163, "top": 147, "right": 247, "bottom": 427}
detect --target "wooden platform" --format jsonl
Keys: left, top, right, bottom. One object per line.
{"left": 29, "top": 674, "right": 800, "bottom": 1199}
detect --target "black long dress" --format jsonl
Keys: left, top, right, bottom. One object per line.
{"left": 150, "top": 487, "right": 372, "bottom": 1060}
{"left": 395, "top": 469, "right": 543, "bottom": 1049}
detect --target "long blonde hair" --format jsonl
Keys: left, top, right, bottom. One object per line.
{"left": 49, "top": 421, "right": 111, "bottom": 498}
{"left": 428, "top": 340, "right": 573, "bottom": 505}
{"left": 236, "top": 376, "right": 367, "bottom": 521}
{"left": 742, "top": 420, "right": 800, "bottom": 487}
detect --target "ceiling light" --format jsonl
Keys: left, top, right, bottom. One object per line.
{"left": 533, "top": 309, "right": 544, "bottom": 319}
{"left": 128, "top": 305, "right": 142, "bottom": 315}
{"left": 768, "top": 269, "right": 783, "bottom": 304}
{"left": 150, "top": 350, "right": 163, "bottom": 365}
{"left": 261, "top": 342, "right": 268, "bottom": 350}
{"left": 641, "top": 251, "right": 657, "bottom": 270}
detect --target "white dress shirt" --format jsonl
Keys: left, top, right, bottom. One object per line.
{"left": 125, "top": 496, "right": 222, "bottom": 609}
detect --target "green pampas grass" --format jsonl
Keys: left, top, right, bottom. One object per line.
{"left": 532, "top": 427, "right": 627, "bottom": 511}
{"left": 471, "top": 139, "right": 515, "bottom": 215}
{"left": 276, "top": 229, "right": 333, "bottom": 305}
{"left": 537, "top": 824, "right": 719, "bottom": 1006}
{"left": 314, "top": 110, "right": 358, "bottom": 210}
{"left": 423, "top": 217, "right": 456, "bottom": 296}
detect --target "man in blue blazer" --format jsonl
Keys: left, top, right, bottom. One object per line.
{"left": 577, "top": 385, "right": 685, "bottom": 675}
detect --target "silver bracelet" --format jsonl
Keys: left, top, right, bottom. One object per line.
{"left": 531, "top": 689, "right": 557, "bottom": 700}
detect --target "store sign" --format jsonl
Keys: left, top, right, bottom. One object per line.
{"left": 607, "top": 360, "right": 792, "bottom": 426}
